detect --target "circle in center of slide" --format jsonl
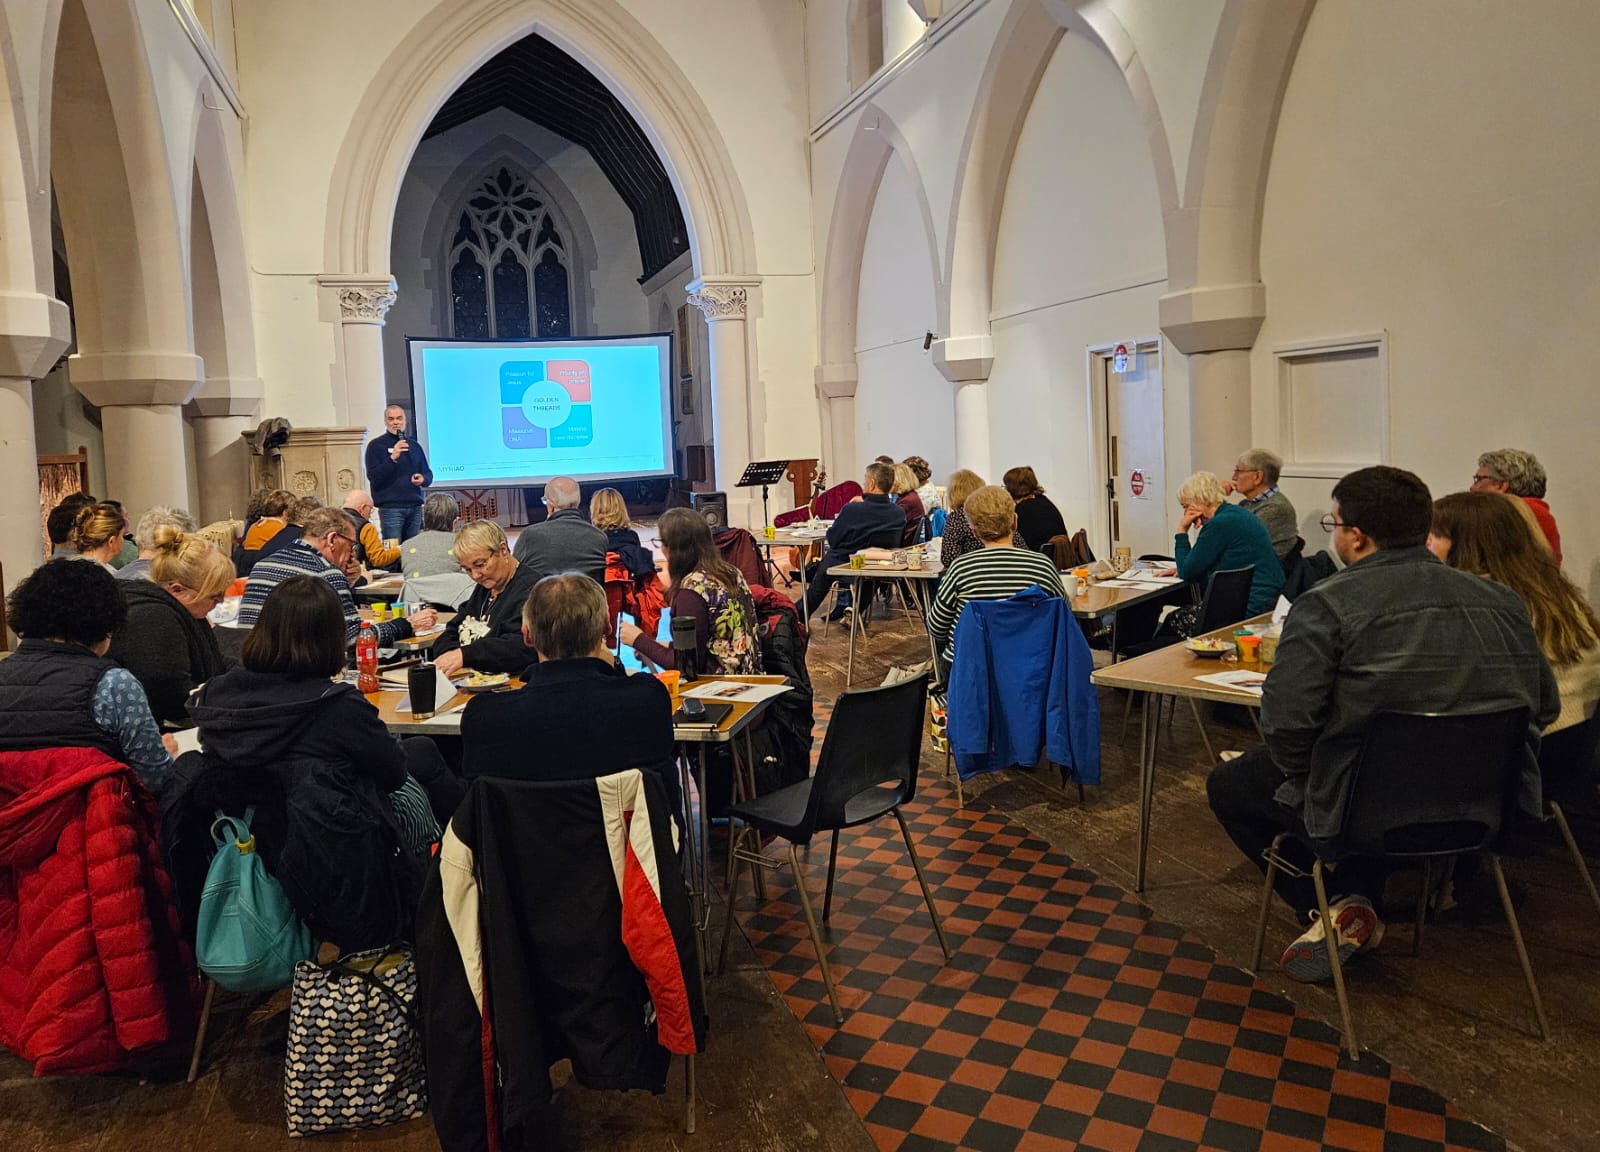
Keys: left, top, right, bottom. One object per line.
{"left": 520, "top": 378, "right": 572, "bottom": 429}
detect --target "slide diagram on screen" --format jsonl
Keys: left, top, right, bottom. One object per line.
{"left": 500, "top": 360, "right": 593, "bottom": 449}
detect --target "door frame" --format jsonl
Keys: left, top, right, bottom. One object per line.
{"left": 1086, "top": 337, "right": 1164, "bottom": 560}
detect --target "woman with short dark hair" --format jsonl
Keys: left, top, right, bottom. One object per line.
{"left": 619, "top": 507, "right": 762, "bottom": 675}
{"left": 0, "top": 559, "right": 175, "bottom": 790}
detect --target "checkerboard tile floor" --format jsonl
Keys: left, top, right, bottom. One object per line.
{"left": 729, "top": 773, "right": 1505, "bottom": 1152}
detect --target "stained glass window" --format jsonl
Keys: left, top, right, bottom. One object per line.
{"left": 446, "top": 165, "right": 574, "bottom": 339}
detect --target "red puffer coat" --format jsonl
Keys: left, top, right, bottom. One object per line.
{"left": 0, "top": 747, "right": 196, "bottom": 1075}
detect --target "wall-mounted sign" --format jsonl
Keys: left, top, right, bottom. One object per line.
{"left": 1129, "top": 467, "right": 1147, "bottom": 498}
{"left": 1112, "top": 342, "right": 1138, "bottom": 373}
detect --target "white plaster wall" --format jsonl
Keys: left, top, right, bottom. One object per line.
{"left": 31, "top": 363, "right": 108, "bottom": 499}
{"left": 853, "top": 155, "right": 954, "bottom": 473}
{"left": 381, "top": 108, "right": 650, "bottom": 402}
{"left": 883, "top": 1, "right": 928, "bottom": 63}
{"left": 987, "top": 30, "right": 1174, "bottom": 535}
{"left": 1252, "top": 0, "right": 1600, "bottom": 595}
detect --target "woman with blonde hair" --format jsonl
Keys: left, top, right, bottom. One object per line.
{"left": 108, "top": 526, "right": 234, "bottom": 726}
{"left": 1429, "top": 492, "right": 1600, "bottom": 771}
{"left": 1170, "top": 470, "right": 1283, "bottom": 623}
{"left": 891, "top": 463, "right": 925, "bottom": 546}
{"left": 69, "top": 503, "right": 128, "bottom": 571}
{"left": 430, "top": 520, "right": 538, "bottom": 676}
{"left": 589, "top": 487, "right": 656, "bottom": 580}
{"left": 940, "top": 470, "right": 1024, "bottom": 565}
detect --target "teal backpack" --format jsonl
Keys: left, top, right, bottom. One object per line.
{"left": 195, "top": 807, "right": 316, "bottom": 991}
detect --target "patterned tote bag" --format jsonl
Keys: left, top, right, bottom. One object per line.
{"left": 283, "top": 946, "right": 427, "bottom": 1136}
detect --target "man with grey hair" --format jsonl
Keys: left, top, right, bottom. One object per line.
{"left": 1225, "top": 448, "right": 1299, "bottom": 559}
{"left": 115, "top": 505, "right": 198, "bottom": 582}
{"left": 364, "top": 403, "right": 433, "bottom": 543}
{"left": 1471, "top": 448, "right": 1562, "bottom": 564}
{"left": 459, "top": 573, "right": 679, "bottom": 818}
{"left": 510, "top": 475, "right": 606, "bottom": 584}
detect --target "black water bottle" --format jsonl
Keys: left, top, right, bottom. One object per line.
{"left": 670, "top": 613, "right": 699, "bottom": 682}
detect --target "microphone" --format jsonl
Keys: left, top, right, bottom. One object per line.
{"left": 670, "top": 614, "right": 699, "bottom": 682}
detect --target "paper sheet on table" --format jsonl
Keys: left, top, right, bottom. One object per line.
{"left": 171, "top": 728, "right": 203, "bottom": 756}
{"left": 677, "top": 680, "right": 794, "bottom": 704}
{"left": 1273, "top": 595, "right": 1293, "bottom": 625}
{"left": 1098, "top": 579, "right": 1171, "bottom": 591}
{"left": 1193, "top": 670, "right": 1268, "bottom": 696}
{"left": 394, "top": 668, "right": 458, "bottom": 713}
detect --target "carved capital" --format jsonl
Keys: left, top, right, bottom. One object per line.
{"left": 686, "top": 283, "right": 747, "bottom": 321}
{"left": 319, "top": 276, "right": 398, "bottom": 323}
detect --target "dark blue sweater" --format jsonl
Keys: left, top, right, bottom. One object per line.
{"left": 364, "top": 431, "right": 433, "bottom": 507}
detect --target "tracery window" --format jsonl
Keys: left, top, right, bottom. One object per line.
{"left": 448, "top": 166, "right": 571, "bottom": 338}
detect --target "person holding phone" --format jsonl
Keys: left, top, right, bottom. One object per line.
{"left": 364, "top": 404, "right": 433, "bottom": 543}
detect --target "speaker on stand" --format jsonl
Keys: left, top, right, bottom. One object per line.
{"left": 691, "top": 491, "right": 728, "bottom": 529}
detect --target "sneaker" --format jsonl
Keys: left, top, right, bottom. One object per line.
{"left": 825, "top": 603, "right": 849, "bottom": 623}
{"left": 1280, "top": 895, "right": 1385, "bottom": 983}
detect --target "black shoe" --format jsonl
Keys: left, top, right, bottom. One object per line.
{"left": 825, "top": 604, "right": 849, "bottom": 623}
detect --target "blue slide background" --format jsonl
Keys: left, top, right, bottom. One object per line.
{"left": 409, "top": 337, "right": 672, "bottom": 486}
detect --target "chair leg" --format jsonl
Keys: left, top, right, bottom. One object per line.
{"left": 1412, "top": 859, "right": 1432, "bottom": 957}
{"left": 789, "top": 844, "right": 844, "bottom": 1024}
{"left": 1312, "top": 861, "right": 1360, "bottom": 1060}
{"left": 893, "top": 808, "right": 953, "bottom": 963}
{"left": 684, "top": 1053, "right": 697, "bottom": 1135}
{"left": 1186, "top": 696, "right": 1217, "bottom": 764}
{"left": 1252, "top": 834, "right": 1284, "bottom": 971}
{"left": 1549, "top": 801, "right": 1600, "bottom": 924}
{"left": 187, "top": 978, "right": 217, "bottom": 1084}
{"left": 1489, "top": 854, "right": 1551, "bottom": 1040}
{"left": 717, "top": 826, "right": 747, "bottom": 975}
{"left": 822, "top": 829, "right": 841, "bottom": 923}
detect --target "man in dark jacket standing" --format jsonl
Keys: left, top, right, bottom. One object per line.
{"left": 1206, "top": 466, "right": 1557, "bottom": 985}
{"left": 364, "top": 405, "right": 433, "bottom": 542}
{"left": 802, "top": 460, "right": 907, "bottom": 617}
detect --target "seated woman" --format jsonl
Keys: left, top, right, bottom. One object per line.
{"left": 1171, "top": 470, "right": 1284, "bottom": 622}
{"left": 1429, "top": 491, "right": 1600, "bottom": 801}
{"left": 1003, "top": 466, "right": 1068, "bottom": 553}
{"left": 69, "top": 503, "right": 129, "bottom": 572}
{"left": 430, "top": 520, "right": 538, "bottom": 676}
{"left": 401, "top": 493, "right": 463, "bottom": 578}
{"left": 928, "top": 485, "right": 1069, "bottom": 679}
{"left": 0, "top": 559, "right": 175, "bottom": 791}
{"left": 941, "top": 469, "right": 1026, "bottom": 565}
{"left": 177, "top": 577, "right": 456, "bottom": 950}
{"left": 590, "top": 487, "right": 659, "bottom": 579}
{"left": 904, "top": 455, "right": 944, "bottom": 514}
{"left": 892, "top": 463, "right": 926, "bottom": 547}
{"left": 620, "top": 507, "right": 763, "bottom": 676}
{"left": 108, "top": 527, "right": 233, "bottom": 727}
{"left": 115, "top": 505, "right": 196, "bottom": 582}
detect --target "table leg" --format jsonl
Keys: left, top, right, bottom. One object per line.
{"left": 844, "top": 575, "right": 863, "bottom": 689}
{"left": 739, "top": 729, "right": 768, "bottom": 900}
{"left": 912, "top": 580, "right": 938, "bottom": 670}
{"left": 698, "top": 746, "right": 713, "bottom": 969}
{"left": 1135, "top": 692, "right": 1163, "bottom": 893}
{"left": 677, "top": 747, "right": 708, "bottom": 968}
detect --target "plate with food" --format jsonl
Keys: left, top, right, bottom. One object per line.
{"left": 1185, "top": 637, "right": 1233, "bottom": 658}
{"left": 456, "top": 671, "right": 511, "bottom": 692}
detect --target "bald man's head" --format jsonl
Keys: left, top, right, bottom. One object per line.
{"left": 544, "top": 476, "right": 581, "bottom": 511}
{"left": 342, "top": 489, "right": 375, "bottom": 517}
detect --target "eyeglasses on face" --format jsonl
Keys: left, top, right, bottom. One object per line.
{"left": 1319, "top": 515, "right": 1347, "bottom": 533}
{"left": 1470, "top": 472, "right": 1500, "bottom": 485}
{"left": 1232, "top": 465, "right": 1258, "bottom": 476}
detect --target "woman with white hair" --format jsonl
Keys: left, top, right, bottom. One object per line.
{"left": 115, "top": 505, "right": 198, "bottom": 582}
{"left": 1173, "top": 470, "right": 1284, "bottom": 619}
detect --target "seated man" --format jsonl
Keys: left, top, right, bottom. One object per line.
{"left": 239, "top": 506, "right": 436, "bottom": 646}
{"left": 1206, "top": 466, "right": 1557, "bottom": 982}
{"left": 341, "top": 488, "right": 402, "bottom": 571}
{"left": 1471, "top": 447, "right": 1562, "bottom": 565}
{"left": 431, "top": 521, "right": 538, "bottom": 676}
{"left": 1226, "top": 448, "right": 1299, "bottom": 559}
{"left": 802, "top": 460, "right": 908, "bottom": 618}
{"left": 460, "top": 573, "right": 680, "bottom": 823}
{"left": 511, "top": 475, "right": 606, "bottom": 584}
{"left": 927, "top": 485, "right": 1068, "bottom": 679}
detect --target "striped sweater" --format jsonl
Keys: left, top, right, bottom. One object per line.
{"left": 928, "top": 545, "right": 1067, "bottom": 659}
{"left": 238, "top": 539, "right": 413, "bottom": 646}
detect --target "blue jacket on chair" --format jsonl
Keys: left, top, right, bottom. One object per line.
{"left": 946, "top": 585, "right": 1100, "bottom": 785}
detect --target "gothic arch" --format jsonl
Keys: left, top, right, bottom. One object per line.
{"left": 326, "top": 0, "right": 755, "bottom": 280}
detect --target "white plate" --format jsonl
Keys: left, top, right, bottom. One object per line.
{"left": 456, "top": 673, "right": 510, "bottom": 692}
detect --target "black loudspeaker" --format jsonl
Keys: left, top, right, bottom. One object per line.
{"left": 692, "top": 491, "right": 728, "bottom": 529}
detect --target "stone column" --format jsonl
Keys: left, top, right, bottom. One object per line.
{"left": 814, "top": 362, "right": 858, "bottom": 483}
{"left": 0, "top": 292, "right": 71, "bottom": 591}
{"left": 67, "top": 349, "right": 203, "bottom": 521}
{"left": 319, "top": 275, "right": 396, "bottom": 435}
{"left": 1159, "top": 285, "right": 1266, "bottom": 476}
{"left": 931, "top": 335, "right": 994, "bottom": 478}
{"left": 187, "top": 375, "right": 263, "bottom": 524}
{"left": 687, "top": 276, "right": 762, "bottom": 527}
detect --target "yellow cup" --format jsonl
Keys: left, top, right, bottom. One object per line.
{"left": 372, "top": 603, "right": 388, "bottom": 621}
{"left": 764, "top": 524, "right": 776, "bottom": 540}
{"left": 849, "top": 554, "right": 865, "bottom": 569}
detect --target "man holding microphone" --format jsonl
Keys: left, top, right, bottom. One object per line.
{"left": 365, "top": 404, "right": 434, "bottom": 542}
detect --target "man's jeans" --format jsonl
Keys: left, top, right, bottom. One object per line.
{"left": 379, "top": 504, "right": 423, "bottom": 543}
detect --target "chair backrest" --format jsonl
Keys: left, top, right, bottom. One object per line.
{"left": 1197, "top": 565, "right": 1255, "bottom": 633}
{"left": 865, "top": 525, "right": 904, "bottom": 551}
{"left": 1339, "top": 708, "right": 1530, "bottom": 857}
{"left": 929, "top": 507, "right": 948, "bottom": 538}
{"left": 803, "top": 673, "right": 929, "bottom": 833}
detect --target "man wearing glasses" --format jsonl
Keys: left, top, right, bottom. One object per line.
{"left": 511, "top": 475, "right": 607, "bottom": 585}
{"left": 238, "top": 507, "right": 437, "bottom": 645}
{"left": 1470, "top": 448, "right": 1562, "bottom": 565}
{"left": 1224, "top": 448, "right": 1299, "bottom": 559}
{"left": 1206, "top": 466, "right": 1555, "bottom": 985}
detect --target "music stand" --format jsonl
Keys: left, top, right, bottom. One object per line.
{"left": 736, "top": 459, "right": 790, "bottom": 528}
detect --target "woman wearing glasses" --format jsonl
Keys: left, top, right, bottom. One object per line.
{"left": 431, "top": 520, "right": 538, "bottom": 676}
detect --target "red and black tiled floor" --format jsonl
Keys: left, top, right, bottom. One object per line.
{"left": 729, "top": 776, "right": 1505, "bottom": 1152}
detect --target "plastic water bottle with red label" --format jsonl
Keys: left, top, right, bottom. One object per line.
{"left": 356, "top": 621, "right": 379, "bottom": 693}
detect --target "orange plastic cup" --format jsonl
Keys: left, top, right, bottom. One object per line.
{"left": 1237, "top": 634, "right": 1262, "bottom": 663}
{"left": 657, "top": 670, "right": 681, "bottom": 700}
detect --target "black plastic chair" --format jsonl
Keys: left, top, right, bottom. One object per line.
{"left": 716, "top": 674, "right": 952, "bottom": 1023}
{"left": 1251, "top": 708, "right": 1549, "bottom": 1058}
{"left": 1538, "top": 714, "right": 1600, "bottom": 923}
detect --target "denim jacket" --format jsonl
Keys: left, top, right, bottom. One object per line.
{"left": 1262, "top": 546, "right": 1558, "bottom": 840}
